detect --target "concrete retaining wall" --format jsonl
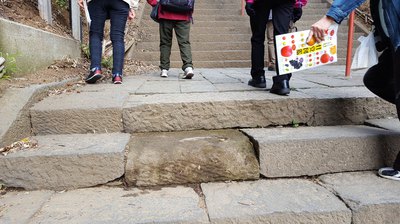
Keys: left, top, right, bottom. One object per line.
{"left": 0, "top": 18, "right": 81, "bottom": 74}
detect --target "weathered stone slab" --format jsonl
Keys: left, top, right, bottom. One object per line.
{"left": 29, "top": 186, "right": 209, "bottom": 223}
{"left": 298, "top": 87, "right": 397, "bottom": 125}
{"left": 242, "top": 126, "right": 400, "bottom": 177}
{"left": 125, "top": 130, "right": 259, "bottom": 186}
{"left": 201, "top": 179, "right": 351, "bottom": 223}
{"left": 123, "top": 91, "right": 314, "bottom": 132}
{"left": 0, "top": 190, "right": 53, "bottom": 224}
{"left": 319, "top": 172, "right": 400, "bottom": 224}
{"left": 31, "top": 91, "right": 128, "bottom": 135}
{"left": 0, "top": 133, "right": 129, "bottom": 190}
{"left": 0, "top": 87, "right": 36, "bottom": 148}
{"left": 1, "top": 79, "right": 80, "bottom": 147}
{"left": 365, "top": 119, "right": 400, "bottom": 167}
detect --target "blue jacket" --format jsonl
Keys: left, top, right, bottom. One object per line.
{"left": 326, "top": 0, "right": 400, "bottom": 50}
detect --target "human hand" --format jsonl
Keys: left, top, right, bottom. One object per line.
{"left": 245, "top": 3, "right": 256, "bottom": 17}
{"left": 78, "top": 0, "right": 84, "bottom": 8}
{"left": 307, "top": 15, "right": 335, "bottom": 43}
{"left": 128, "top": 9, "right": 136, "bottom": 21}
{"left": 292, "top": 7, "right": 302, "bottom": 23}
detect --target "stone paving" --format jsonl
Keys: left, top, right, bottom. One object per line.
{"left": 1, "top": 172, "right": 400, "bottom": 223}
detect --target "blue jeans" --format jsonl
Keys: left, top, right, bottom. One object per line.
{"left": 88, "top": 0, "right": 129, "bottom": 75}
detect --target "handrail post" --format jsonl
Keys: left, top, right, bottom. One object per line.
{"left": 241, "top": 0, "right": 245, "bottom": 16}
{"left": 345, "top": 11, "right": 355, "bottom": 77}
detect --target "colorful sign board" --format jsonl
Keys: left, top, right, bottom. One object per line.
{"left": 275, "top": 24, "right": 339, "bottom": 75}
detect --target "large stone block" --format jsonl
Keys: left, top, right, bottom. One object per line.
{"left": 31, "top": 92, "right": 128, "bottom": 135}
{"left": 319, "top": 172, "right": 400, "bottom": 224}
{"left": 242, "top": 125, "right": 400, "bottom": 178}
{"left": 0, "top": 133, "right": 129, "bottom": 190}
{"left": 125, "top": 130, "right": 259, "bottom": 186}
{"left": 365, "top": 119, "right": 400, "bottom": 166}
{"left": 201, "top": 179, "right": 351, "bottom": 223}
{"left": 123, "top": 91, "right": 314, "bottom": 133}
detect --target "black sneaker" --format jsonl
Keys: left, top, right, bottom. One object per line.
{"left": 248, "top": 75, "right": 266, "bottom": 88}
{"left": 85, "top": 68, "right": 103, "bottom": 84}
{"left": 378, "top": 167, "right": 400, "bottom": 181}
{"left": 270, "top": 75, "right": 290, "bottom": 95}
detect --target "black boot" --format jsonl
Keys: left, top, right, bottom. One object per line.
{"left": 270, "top": 75, "right": 290, "bottom": 95}
{"left": 248, "top": 75, "right": 266, "bottom": 88}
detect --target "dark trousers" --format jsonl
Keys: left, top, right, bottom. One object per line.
{"left": 249, "top": 0, "right": 294, "bottom": 80}
{"left": 88, "top": 0, "right": 129, "bottom": 75}
{"left": 159, "top": 19, "right": 193, "bottom": 71}
{"left": 364, "top": 47, "right": 400, "bottom": 170}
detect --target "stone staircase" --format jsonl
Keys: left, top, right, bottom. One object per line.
{"left": 129, "top": 0, "right": 366, "bottom": 68}
{"left": 0, "top": 1, "right": 399, "bottom": 222}
{"left": 1, "top": 66, "right": 400, "bottom": 222}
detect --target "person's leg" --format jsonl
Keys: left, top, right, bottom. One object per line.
{"left": 248, "top": 0, "right": 269, "bottom": 88}
{"left": 86, "top": 0, "right": 108, "bottom": 83}
{"left": 174, "top": 20, "right": 193, "bottom": 72}
{"left": 379, "top": 47, "right": 400, "bottom": 180}
{"left": 270, "top": 0, "right": 294, "bottom": 95}
{"left": 392, "top": 48, "right": 400, "bottom": 170}
{"left": 159, "top": 20, "right": 174, "bottom": 71}
{"left": 363, "top": 49, "right": 395, "bottom": 104}
{"left": 108, "top": 0, "right": 129, "bottom": 83}
{"left": 266, "top": 20, "right": 275, "bottom": 71}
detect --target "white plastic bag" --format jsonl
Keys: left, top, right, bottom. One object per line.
{"left": 351, "top": 31, "right": 378, "bottom": 70}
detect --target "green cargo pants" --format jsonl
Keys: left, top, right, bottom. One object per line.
{"left": 159, "top": 19, "right": 193, "bottom": 71}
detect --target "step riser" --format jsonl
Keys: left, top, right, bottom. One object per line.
{"left": 31, "top": 93, "right": 396, "bottom": 135}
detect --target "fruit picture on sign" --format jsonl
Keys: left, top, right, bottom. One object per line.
{"left": 321, "top": 53, "right": 330, "bottom": 64}
{"left": 281, "top": 46, "right": 293, "bottom": 57}
{"left": 275, "top": 24, "right": 338, "bottom": 75}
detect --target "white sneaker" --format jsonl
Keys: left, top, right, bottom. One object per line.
{"left": 160, "top": 69, "right": 168, "bottom": 78}
{"left": 183, "top": 67, "right": 194, "bottom": 79}
{"left": 378, "top": 167, "right": 400, "bottom": 181}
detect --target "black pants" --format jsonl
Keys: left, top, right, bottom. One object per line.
{"left": 249, "top": 0, "right": 294, "bottom": 80}
{"left": 364, "top": 48, "right": 400, "bottom": 170}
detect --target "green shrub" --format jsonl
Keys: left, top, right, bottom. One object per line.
{"left": 0, "top": 52, "right": 19, "bottom": 79}
{"left": 55, "top": 0, "right": 68, "bottom": 9}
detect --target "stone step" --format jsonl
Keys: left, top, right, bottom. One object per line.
{"left": 135, "top": 41, "right": 251, "bottom": 52}
{"left": 141, "top": 20, "right": 249, "bottom": 27}
{"left": 140, "top": 26, "right": 252, "bottom": 35}
{"left": 0, "top": 133, "right": 130, "bottom": 190}
{"left": 133, "top": 49, "right": 358, "bottom": 63}
{"left": 241, "top": 125, "right": 400, "bottom": 178}
{"left": 135, "top": 50, "right": 251, "bottom": 61}
{"left": 202, "top": 179, "right": 351, "bottom": 223}
{"left": 141, "top": 32, "right": 361, "bottom": 42}
{"left": 139, "top": 60, "right": 360, "bottom": 68}
{"left": 30, "top": 79, "right": 395, "bottom": 134}
{"left": 125, "top": 129, "right": 259, "bottom": 187}
{"left": 140, "top": 60, "right": 252, "bottom": 68}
